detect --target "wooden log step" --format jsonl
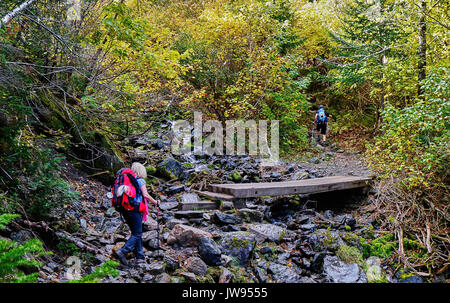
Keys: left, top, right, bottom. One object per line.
{"left": 178, "top": 201, "right": 219, "bottom": 211}
{"left": 193, "top": 190, "right": 235, "bottom": 201}
{"left": 208, "top": 176, "right": 372, "bottom": 198}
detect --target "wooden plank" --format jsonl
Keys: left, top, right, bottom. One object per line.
{"left": 208, "top": 176, "right": 372, "bottom": 198}
{"left": 193, "top": 190, "right": 235, "bottom": 201}
{"left": 178, "top": 201, "right": 219, "bottom": 211}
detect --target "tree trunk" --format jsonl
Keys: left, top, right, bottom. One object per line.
{"left": 418, "top": 1, "right": 427, "bottom": 99}
{"left": 1, "top": 0, "right": 35, "bottom": 26}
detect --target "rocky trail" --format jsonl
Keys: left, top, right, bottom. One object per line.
{"left": 2, "top": 132, "right": 426, "bottom": 284}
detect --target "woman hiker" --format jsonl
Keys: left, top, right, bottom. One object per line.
{"left": 114, "top": 162, "right": 160, "bottom": 267}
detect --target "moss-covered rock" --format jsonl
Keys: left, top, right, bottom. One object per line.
{"left": 156, "top": 157, "right": 185, "bottom": 180}
{"left": 228, "top": 171, "right": 242, "bottom": 182}
{"left": 337, "top": 245, "right": 364, "bottom": 265}
{"left": 218, "top": 232, "right": 257, "bottom": 265}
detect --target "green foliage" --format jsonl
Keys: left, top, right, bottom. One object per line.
{"left": 361, "top": 233, "right": 397, "bottom": 259}
{"left": 0, "top": 214, "right": 49, "bottom": 283}
{"left": 3, "top": 144, "right": 79, "bottom": 219}
{"left": 68, "top": 260, "right": 119, "bottom": 283}
{"left": 56, "top": 237, "right": 79, "bottom": 256}
{"left": 0, "top": 214, "right": 19, "bottom": 229}
{"left": 367, "top": 68, "right": 449, "bottom": 191}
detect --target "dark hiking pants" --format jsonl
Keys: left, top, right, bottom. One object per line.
{"left": 120, "top": 210, "right": 144, "bottom": 260}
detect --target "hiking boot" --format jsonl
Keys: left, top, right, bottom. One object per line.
{"left": 114, "top": 250, "right": 129, "bottom": 266}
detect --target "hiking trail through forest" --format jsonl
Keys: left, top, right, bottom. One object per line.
{"left": 20, "top": 136, "right": 415, "bottom": 284}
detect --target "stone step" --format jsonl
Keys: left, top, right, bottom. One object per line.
{"left": 173, "top": 210, "right": 205, "bottom": 219}
{"left": 178, "top": 201, "right": 219, "bottom": 211}
{"left": 193, "top": 190, "right": 235, "bottom": 201}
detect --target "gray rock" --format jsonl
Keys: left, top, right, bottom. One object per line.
{"left": 132, "top": 148, "right": 148, "bottom": 160}
{"left": 268, "top": 263, "right": 303, "bottom": 283}
{"left": 79, "top": 219, "right": 87, "bottom": 230}
{"left": 166, "top": 224, "right": 213, "bottom": 247}
{"left": 254, "top": 267, "right": 267, "bottom": 283}
{"left": 299, "top": 224, "right": 317, "bottom": 232}
{"left": 155, "top": 273, "right": 172, "bottom": 283}
{"left": 323, "top": 255, "right": 367, "bottom": 283}
{"left": 309, "top": 157, "right": 320, "bottom": 164}
{"left": 247, "top": 223, "right": 286, "bottom": 243}
{"left": 148, "top": 261, "right": 165, "bottom": 275}
{"left": 103, "top": 218, "right": 122, "bottom": 234}
{"left": 292, "top": 171, "right": 310, "bottom": 180}
{"left": 157, "top": 158, "right": 185, "bottom": 179}
{"left": 220, "top": 201, "right": 235, "bottom": 211}
{"left": 198, "top": 237, "right": 222, "bottom": 266}
{"left": 180, "top": 271, "right": 197, "bottom": 282}
{"left": 166, "top": 219, "right": 186, "bottom": 229}
{"left": 168, "top": 185, "right": 185, "bottom": 194}
{"left": 212, "top": 211, "right": 241, "bottom": 225}
{"left": 308, "top": 229, "right": 345, "bottom": 252}
{"left": 219, "top": 268, "right": 234, "bottom": 283}
{"left": 151, "top": 138, "right": 164, "bottom": 149}
{"left": 142, "top": 230, "right": 158, "bottom": 242}
{"left": 335, "top": 214, "right": 357, "bottom": 228}
{"left": 184, "top": 257, "right": 208, "bottom": 277}
{"left": 398, "top": 275, "right": 424, "bottom": 283}
{"left": 164, "top": 255, "right": 179, "bottom": 272}
{"left": 221, "top": 255, "right": 233, "bottom": 267}
{"left": 310, "top": 253, "right": 325, "bottom": 273}
{"left": 277, "top": 253, "right": 290, "bottom": 265}
{"left": 131, "top": 135, "right": 152, "bottom": 146}
{"left": 106, "top": 207, "right": 117, "bottom": 217}
{"left": 218, "top": 231, "right": 257, "bottom": 265}
{"left": 237, "top": 209, "right": 263, "bottom": 223}
{"left": 259, "top": 246, "right": 273, "bottom": 256}
{"left": 323, "top": 210, "right": 334, "bottom": 220}
{"left": 10, "top": 230, "right": 34, "bottom": 244}
{"left": 143, "top": 218, "right": 159, "bottom": 231}
{"left": 365, "top": 256, "right": 386, "bottom": 283}
{"left": 159, "top": 202, "right": 179, "bottom": 211}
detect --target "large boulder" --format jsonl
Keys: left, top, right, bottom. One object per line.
{"left": 198, "top": 237, "right": 222, "bottom": 266}
{"left": 323, "top": 255, "right": 367, "bottom": 283}
{"left": 166, "top": 224, "right": 212, "bottom": 247}
{"left": 218, "top": 232, "right": 257, "bottom": 265}
{"left": 157, "top": 157, "right": 185, "bottom": 179}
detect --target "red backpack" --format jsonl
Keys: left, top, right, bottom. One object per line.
{"left": 111, "top": 168, "right": 141, "bottom": 212}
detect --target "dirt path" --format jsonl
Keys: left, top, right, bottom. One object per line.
{"left": 302, "top": 150, "right": 373, "bottom": 179}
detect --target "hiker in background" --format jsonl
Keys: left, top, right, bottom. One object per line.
{"left": 315, "top": 105, "right": 332, "bottom": 146}
{"left": 113, "top": 162, "right": 160, "bottom": 267}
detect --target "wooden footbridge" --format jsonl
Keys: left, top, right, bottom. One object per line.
{"left": 178, "top": 176, "right": 372, "bottom": 212}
